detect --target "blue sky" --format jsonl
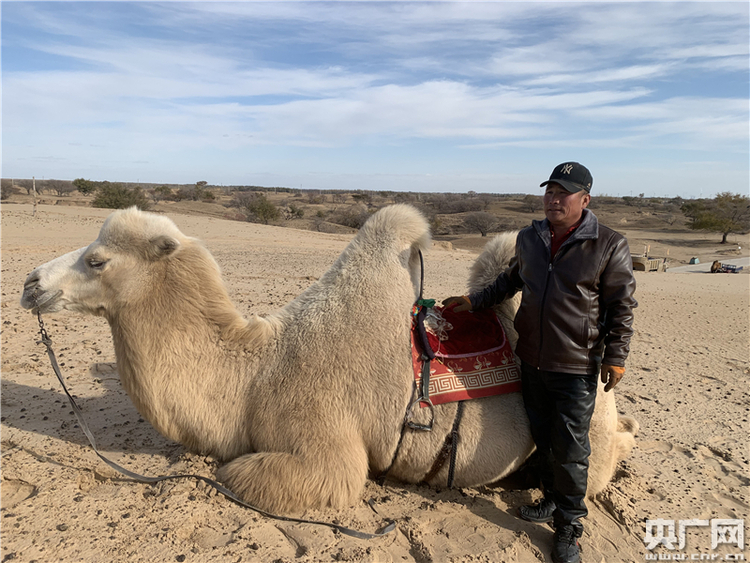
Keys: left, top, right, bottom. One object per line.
{"left": 2, "top": 2, "right": 748, "bottom": 197}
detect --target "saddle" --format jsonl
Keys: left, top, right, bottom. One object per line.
{"left": 410, "top": 301, "right": 521, "bottom": 408}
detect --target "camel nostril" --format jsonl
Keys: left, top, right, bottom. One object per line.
{"left": 23, "top": 274, "right": 40, "bottom": 291}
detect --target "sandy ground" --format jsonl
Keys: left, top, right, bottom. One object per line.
{"left": 2, "top": 203, "right": 748, "bottom": 563}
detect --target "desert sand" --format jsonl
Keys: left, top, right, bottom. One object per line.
{"left": 2, "top": 203, "right": 748, "bottom": 563}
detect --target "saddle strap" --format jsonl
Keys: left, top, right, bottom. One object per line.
{"left": 421, "top": 400, "right": 466, "bottom": 487}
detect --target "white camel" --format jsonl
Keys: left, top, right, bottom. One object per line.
{"left": 21, "top": 205, "right": 637, "bottom": 514}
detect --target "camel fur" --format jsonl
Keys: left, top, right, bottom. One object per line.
{"left": 21, "top": 205, "right": 637, "bottom": 514}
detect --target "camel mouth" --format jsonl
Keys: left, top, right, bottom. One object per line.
{"left": 21, "top": 289, "right": 63, "bottom": 313}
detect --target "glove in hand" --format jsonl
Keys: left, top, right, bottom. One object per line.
{"left": 600, "top": 364, "right": 625, "bottom": 392}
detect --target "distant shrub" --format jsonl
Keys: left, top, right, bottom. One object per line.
{"left": 92, "top": 183, "right": 151, "bottom": 210}
{"left": 287, "top": 203, "right": 304, "bottom": 219}
{"left": 72, "top": 178, "right": 97, "bottom": 195}
{"left": 329, "top": 204, "right": 371, "bottom": 229}
{"left": 151, "top": 185, "right": 173, "bottom": 202}
{"left": 231, "top": 192, "right": 280, "bottom": 224}
{"left": 47, "top": 179, "right": 77, "bottom": 196}
{"left": 0, "top": 179, "right": 17, "bottom": 200}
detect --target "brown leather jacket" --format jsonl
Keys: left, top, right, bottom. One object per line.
{"left": 469, "top": 210, "right": 637, "bottom": 375}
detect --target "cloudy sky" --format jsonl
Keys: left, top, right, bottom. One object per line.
{"left": 2, "top": 1, "right": 748, "bottom": 197}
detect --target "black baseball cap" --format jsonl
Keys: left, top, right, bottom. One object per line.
{"left": 540, "top": 162, "right": 593, "bottom": 193}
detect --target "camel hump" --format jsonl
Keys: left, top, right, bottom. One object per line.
{"left": 467, "top": 231, "right": 519, "bottom": 294}
{"left": 356, "top": 204, "right": 431, "bottom": 254}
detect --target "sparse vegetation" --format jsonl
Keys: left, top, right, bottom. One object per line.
{"left": 681, "top": 192, "right": 750, "bottom": 243}
{"left": 4, "top": 177, "right": 748, "bottom": 249}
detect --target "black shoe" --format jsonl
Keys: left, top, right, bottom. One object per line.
{"left": 551, "top": 525, "right": 581, "bottom": 563}
{"left": 517, "top": 497, "right": 556, "bottom": 523}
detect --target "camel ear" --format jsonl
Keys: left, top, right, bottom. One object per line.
{"left": 147, "top": 235, "right": 180, "bottom": 260}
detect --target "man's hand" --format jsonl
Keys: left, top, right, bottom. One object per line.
{"left": 600, "top": 364, "right": 625, "bottom": 392}
{"left": 442, "top": 295, "right": 472, "bottom": 313}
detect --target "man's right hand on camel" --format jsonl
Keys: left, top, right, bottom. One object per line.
{"left": 442, "top": 295, "right": 472, "bottom": 312}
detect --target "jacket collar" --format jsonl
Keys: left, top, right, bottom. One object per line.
{"left": 532, "top": 209, "right": 599, "bottom": 247}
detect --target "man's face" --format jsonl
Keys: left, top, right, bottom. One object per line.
{"left": 543, "top": 183, "right": 591, "bottom": 228}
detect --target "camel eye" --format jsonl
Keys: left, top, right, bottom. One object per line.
{"left": 87, "top": 258, "right": 106, "bottom": 270}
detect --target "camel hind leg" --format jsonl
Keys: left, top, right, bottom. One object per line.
{"left": 216, "top": 438, "right": 369, "bottom": 514}
{"left": 586, "top": 384, "right": 639, "bottom": 496}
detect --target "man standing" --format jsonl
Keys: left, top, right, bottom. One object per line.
{"left": 444, "top": 162, "right": 636, "bottom": 563}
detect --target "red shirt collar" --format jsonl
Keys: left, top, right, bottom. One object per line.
{"left": 549, "top": 216, "right": 583, "bottom": 260}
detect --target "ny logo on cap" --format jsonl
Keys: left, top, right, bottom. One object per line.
{"left": 562, "top": 164, "right": 574, "bottom": 175}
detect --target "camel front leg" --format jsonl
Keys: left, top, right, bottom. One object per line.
{"left": 216, "top": 441, "right": 369, "bottom": 514}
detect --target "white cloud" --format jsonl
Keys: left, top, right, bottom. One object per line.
{"left": 2, "top": 2, "right": 747, "bottom": 196}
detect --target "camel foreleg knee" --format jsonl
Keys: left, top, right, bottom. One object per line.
{"left": 217, "top": 449, "right": 367, "bottom": 515}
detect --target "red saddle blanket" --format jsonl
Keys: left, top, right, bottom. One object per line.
{"left": 411, "top": 303, "right": 521, "bottom": 406}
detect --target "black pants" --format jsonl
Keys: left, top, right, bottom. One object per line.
{"left": 521, "top": 361, "right": 598, "bottom": 535}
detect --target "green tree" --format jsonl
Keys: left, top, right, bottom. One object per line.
{"left": 92, "top": 183, "right": 151, "bottom": 210}
{"left": 681, "top": 192, "right": 750, "bottom": 243}
{"left": 72, "top": 178, "right": 97, "bottom": 195}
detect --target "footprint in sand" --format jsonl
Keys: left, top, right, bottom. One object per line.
{"left": 1, "top": 479, "right": 37, "bottom": 509}
{"left": 638, "top": 440, "right": 673, "bottom": 453}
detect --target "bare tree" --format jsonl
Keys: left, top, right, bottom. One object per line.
{"left": 1, "top": 179, "right": 16, "bottom": 200}
{"left": 522, "top": 194, "right": 542, "bottom": 213}
{"left": 16, "top": 179, "right": 34, "bottom": 195}
{"left": 477, "top": 194, "right": 494, "bottom": 211}
{"left": 307, "top": 190, "right": 324, "bottom": 204}
{"left": 464, "top": 211, "right": 499, "bottom": 237}
{"left": 47, "top": 179, "right": 76, "bottom": 196}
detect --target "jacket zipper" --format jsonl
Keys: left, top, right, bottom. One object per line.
{"left": 537, "top": 253, "right": 554, "bottom": 367}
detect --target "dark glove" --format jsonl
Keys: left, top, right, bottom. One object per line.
{"left": 600, "top": 364, "right": 625, "bottom": 392}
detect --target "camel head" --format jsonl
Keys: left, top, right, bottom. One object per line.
{"left": 21, "top": 207, "right": 186, "bottom": 317}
